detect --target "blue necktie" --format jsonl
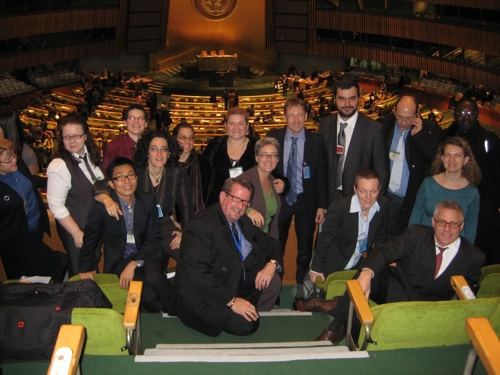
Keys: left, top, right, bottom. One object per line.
{"left": 286, "top": 137, "right": 298, "bottom": 205}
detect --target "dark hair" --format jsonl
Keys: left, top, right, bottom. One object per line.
{"left": 134, "top": 129, "right": 181, "bottom": 168}
{"left": 333, "top": 77, "right": 360, "bottom": 97}
{"left": 433, "top": 200, "right": 464, "bottom": 223}
{"left": 106, "top": 157, "right": 137, "bottom": 180}
{"left": 172, "top": 122, "right": 194, "bottom": 137}
{"left": 0, "top": 109, "right": 27, "bottom": 154}
{"left": 221, "top": 176, "right": 255, "bottom": 198}
{"left": 354, "top": 169, "right": 380, "bottom": 188}
{"left": 55, "top": 112, "right": 101, "bottom": 166}
{"left": 284, "top": 98, "right": 307, "bottom": 115}
{"left": 394, "top": 95, "right": 419, "bottom": 115}
{"left": 431, "top": 136, "right": 481, "bottom": 186}
{"left": 123, "top": 104, "right": 147, "bottom": 121}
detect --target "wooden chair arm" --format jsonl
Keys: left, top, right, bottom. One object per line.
{"left": 451, "top": 275, "right": 476, "bottom": 300}
{"left": 346, "top": 279, "right": 374, "bottom": 326}
{"left": 465, "top": 317, "right": 500, "bottom": 375}
{"left": 123, "top": 281, "right": 143, "bottom": 330}
{"left": 47, "top": 324, "right": 85, "bottom": 375}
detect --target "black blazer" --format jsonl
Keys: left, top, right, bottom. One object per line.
{"left": 361, "top": 225, "right": 485, "bottom": 301}
{"left": 79, "top": 190, "right": 162, "bottom": 275}
{"left": 378, "top": 114, "right": 441, "bottom": 227}
{"left": 172, "top": 203, "right": 283, "bottom": 336}
{"left": 319, "top": 112, "right": 389, "bottom": 203}
{"left": 266, "top": 127, "right": 328, "bottom": 215}
{"left": 311, "top": 194, "right": 388, "bottom": 276}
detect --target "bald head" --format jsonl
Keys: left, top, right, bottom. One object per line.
{"left": 394, "top": 95, "right": 418, "bottom": 130}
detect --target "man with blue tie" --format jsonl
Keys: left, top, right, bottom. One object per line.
{"left": 378, "top": 96, "right": 441, "bottom": 238}
{"left": 267, "top": 98, "right": 328, "bottom": 303}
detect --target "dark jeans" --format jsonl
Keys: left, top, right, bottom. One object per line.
{"left": 387, "top": 192, "right": 405, "bottom": 240}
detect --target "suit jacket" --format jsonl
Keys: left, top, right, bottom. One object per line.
{"left": 172, "top": 203, "right": 283, "bottom": 336}
{"left": 361, "top": 225, "right": 485, "bottom": 301}
{"left": 79, "top": 190, "right": 162, "bottom": 275}
{"left": 378, "top": 114, "right": 441, "bottom": 227}
{"left": 311, "top": 194, "right": 388, "bottom": 276}
{"left": 266, "top": 127, "right": 328, "bottom": 215}
{"left": 319, "top": 112, "right": 389, "bottom": 203}
{"left": 240, "top": 166, "right": 281, "bottom": 241}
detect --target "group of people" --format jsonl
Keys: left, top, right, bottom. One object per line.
{"left": 0, "top": 76, "right": 498, "bottom": 342}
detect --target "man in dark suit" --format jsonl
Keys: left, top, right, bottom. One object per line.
{"left": 315, "top": 200, "right": 485, "bottom": 342}
{"left": 172, "top": 177, "right": 283, "bottom": 337}
{"left": 378, "top": 95, "right": 441, "bottom": 238}
{"left": 319, "top": 77, "right": 389, "bottom": 204}
{"left": 79, "top": 157, "right": 167, "bottom": 312}
{"left": 267, "top": 98, "right": 328, "bottom": 299}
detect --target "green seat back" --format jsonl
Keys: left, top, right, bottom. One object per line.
{"left": 480, "top": 264, "right": 500, "bottom": 283}
{"left": 478, "top": 273, "right": 500, "bottom": 298}
{"left": 316, "top": 270, "right": 357, "bottom": 291}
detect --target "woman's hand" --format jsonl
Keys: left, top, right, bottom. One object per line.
{"left": 170, "top": 231, "right": 182, "bottom": 250}
{"left": 73, "top": 230, "right": 84, "bottom": 248}
{"left": 247, "top": 208, "right": 265, "bottom": 228}
{"left": 102, "top": 195, "right": 122, "bottom": 220}
{"left": 273, "top": 179, "right": 285, "bottom": 194}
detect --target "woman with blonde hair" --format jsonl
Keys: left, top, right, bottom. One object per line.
{"left": 409, "top": 136, "right": 481, "bottom": 242}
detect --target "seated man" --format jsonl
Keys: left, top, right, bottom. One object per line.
{"left": 171, "top": 177, "right": 283, "bottom": 337}
{"left": 315, "top": 200, "right": 485, "bottom": 342}
{"left": 79, "top": 157, "right": 168, "bottom": 312}
{"left": 299, "top": 170, "right": 388, "bottom": 312}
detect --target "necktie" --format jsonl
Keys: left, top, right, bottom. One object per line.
{"left": 335, "top": 122, "right": 348, "bottom": 189}
{"left": 434, "top": 246, "right": 448, "bottom": 279}
{"left": 389, "top": 131, "right": 406, "bottom": 193}
{"left": 80, "top": 154, "right": 97, "bottom": 182}
{"left": 231, "top": 223, "right": 244, "bottom": 262}
{"left": 286, "top": 137, "right": 298, "bottom": 205}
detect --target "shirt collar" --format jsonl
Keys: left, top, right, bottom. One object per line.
{"left": 337, "top": 110, "right": 359, "bottom": 129}
{"left": 285, "top": 127, "right": 306, "bottom": 141}
{"left": 73, "top": 145, "right": 89, "bottom": 159}
{"left": 349, "top": 194, "right": 380, "bottom": 214}
{"left": 434, "top": 235, "right": 461, "bottom": 253}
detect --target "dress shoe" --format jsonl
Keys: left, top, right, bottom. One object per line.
{"left": 292, "top": 298, "right": 305, "bottom": 311}
{"left": 314, "top": 326, "right": 346, "bottom": 343}
{"left": 302, "top": 296, "right": 341, "bottom": 314}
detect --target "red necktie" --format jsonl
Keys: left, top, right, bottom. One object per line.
{"left": 434, "top": 246, "right": 448, "bottom": 279}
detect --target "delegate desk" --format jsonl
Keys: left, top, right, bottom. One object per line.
{"left": 197, "top": 54, "right": 238, "bottom": 72}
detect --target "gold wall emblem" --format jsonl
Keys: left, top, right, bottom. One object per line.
{"left": 193, "top": 0, "right": 238, "bottom": 20}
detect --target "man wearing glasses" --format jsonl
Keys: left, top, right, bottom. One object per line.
{"left": 378, "top": 95, "right": 441, "bottom": 238}
{"left": 172, "top": 177, "right": 283, "bottom": 336}
{"left": 101, "top": 104, "right": 148, "bottom": 171}
{"left": 79, "top": 157, "right": 167, "bottom": 312}
{"left": 315, "top": 200, "right": 484, "bottom": 343}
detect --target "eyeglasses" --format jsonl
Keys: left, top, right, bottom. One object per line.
{"left": 395, "top": 114, "right": 415, "bottom": 123}
{"left": 286, "top": 113, "right": 306, "bottom": 121}
{"left": 127, "top": 116, "right": 146, "bottom": 122}
{"left": 112, "top": 173, "right": 137, "bottom": 181}
{"left": 0, "top": 151, "right": 17, "bottom": 163}
{"left": 149, "top": 147, "right": 169, "bottom": 153}
{"left": 258, "top": 153, "right": 279, "bottom": 160}
{"left": 457, "top": 110, "right": 476, "bottom": 117}
{"left": 225, "top": 192, "right": 252, "bottom": 207}
{"left": 177, "top": 136, "right": 194, "bottom": 142}
{"left": 62, "top": 134, "right": 85, "bottom": 141}
{"left": 433, "top": 218, "right": 462, "bottom": 229}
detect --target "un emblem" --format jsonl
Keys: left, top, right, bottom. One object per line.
{"left": 193, "top": 0, "right": 238, "bottom": 20}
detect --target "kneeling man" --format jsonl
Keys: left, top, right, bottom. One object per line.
{"left": 172, "top": 177, "right": 283, "bottom": 336}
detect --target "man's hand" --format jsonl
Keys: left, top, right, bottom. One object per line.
{"left": 170, "top": 231, "right": 182, "bottom": 249}
{"left": 357, "top": 269, "right": 374, "bottom": 300}
{"left": 410, "top": 116, "right": 423, "bottom": 136}
{"left": 79, "top": 271, "right": 96, "bottom": 280}
{"left": 255, "top": 262, "right": 276, "bottom": 291}
{"left": 315, "top": 208, "right": 326, "bottom": 224}
{"left": 229, "top": 297, "right": 259, "bottom": 322}
{"left": 247, "top": 208, "right": 265, "bottom": 228}
{"left": 309, "top": 271, "right": 325, "bottom": 283}
{"left": 273, "top": 179, "right": 285, "bottom": 194}
{"left": 119, "top": 262, "right": 138, "bottom": 289}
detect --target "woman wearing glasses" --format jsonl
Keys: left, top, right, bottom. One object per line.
{"left": 240, "top": 137, "right": 285, "bottom": 240}
{"left": 0, "top": 138, "right": 66, "bottom": 280}
{"left": 47, "top": 112, "right": 104, "bottom": 277}
{"left": 203, "top": 107, "right": 257, "bottom": 206}
{"left": 408, "top": 137, "right": 481, "bottom": 242}
{"left": 173, "top": 122, "right": 211, "bottom": 214}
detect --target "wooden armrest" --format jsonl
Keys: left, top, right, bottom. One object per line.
{"left": 465, "top": 318, "right": 500, "bottom": 375}
{"left": 123, "top": 281, "right": 143, "bottom": 330}
{"left": 346, "top": 280, "right": 373, "bottom": 326}
{"left": 47, "top": 324, "right": 85, "bottom": 375}
{"left": 451, "top": 275, "right": 476, "bottom": 300}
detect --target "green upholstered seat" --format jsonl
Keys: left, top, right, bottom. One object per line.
{"left": 479, "top": 264, "right": 500, "bottom": 283}
{"left": 478, "top": 273, "right": 500, "bottom": 298}
{"left": 315, "top": 269, "right": 357, "bottom": 294}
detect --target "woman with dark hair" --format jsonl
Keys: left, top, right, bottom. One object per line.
{"left": 0, "top": 109, "right": 38, "bottom": 174}
{"left": 99, "top": 130, "right": 193, "bottom": 262}
{"left": 202, "top": 107, "right": 257, "bottom": 206}
{"left": 409, "top": 136, "right": 481, "bottom": 242}
{"left": 47, "top": 112, "right": 104, "bottom": 277}
{"left": 173, "top": 122, "right": 211, "bottom": 214}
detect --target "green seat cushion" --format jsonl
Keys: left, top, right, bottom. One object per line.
{"left": 477, "top": 273, "right": 500, "bottom": 298}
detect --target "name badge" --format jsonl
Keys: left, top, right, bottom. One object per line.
{"left": 336, "top": 145, "right": 344, "bottom": 155}
{"left": 229, "top": 166, "right": 243, "bottom": 178}
{"left": 389, "top": 151, "right": 400, "bottom": 161}
{"left": 126, "top": 233, "right": 135, "bottom": 244}
{"left": 359, "top": 238, "right": 368, "bottom": 253}
{"left": 157, "top": 204, "right": 163, "bottom": 218}
{"left": 303, "top": 165, "right": 311, "bottom": 179}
